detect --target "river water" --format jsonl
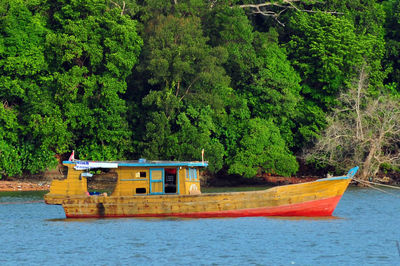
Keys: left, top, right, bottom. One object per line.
{"left": 0, "top": 187, "right": 399, "bottom": 265}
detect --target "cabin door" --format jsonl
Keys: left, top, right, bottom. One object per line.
{"left": 149, "top": 168, "right": 164, "bottom": 194}
{"left": 164, "top": 168, "right": 177, "bottom": 194}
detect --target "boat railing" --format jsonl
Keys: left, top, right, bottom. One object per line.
{"left": 316, "top": 166, "right": 359, "bottom": 182}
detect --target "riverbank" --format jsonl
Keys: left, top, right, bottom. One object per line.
{"left": 1, "top": 168, "right": 398, "bottom": 192}
{"left": 0, "top": 180, "right": 50, "bottom": 191}
{"left": 0, "top": 168, "right": 59, "bottom": 192}
{"left": 0, "top": 173, "right": 313, "bottom": 192}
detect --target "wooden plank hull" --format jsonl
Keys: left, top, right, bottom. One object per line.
{"left": 46, "top": 177, "right": 351, "bottom": 218}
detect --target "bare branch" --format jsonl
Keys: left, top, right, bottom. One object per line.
{"left": 110, "top": 0, "right": 126, "bottom": 16}
{"left": 179, "top": 75, "right": 200, "bottom": 102}
{"left": 121, "top": 1, "right": 125, "bottom": 15}
{"left": 304, "top": 64, "right": 400, "bottom": 182}
{"left": 235, "top": 1, "right": 343, "bottom": 26}
{"left": 355, "top": 64, "right": 367, "bottom": 139}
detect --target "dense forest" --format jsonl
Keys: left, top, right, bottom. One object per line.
{"left": 0, "top": 0, "right": 399, "bottom": 181}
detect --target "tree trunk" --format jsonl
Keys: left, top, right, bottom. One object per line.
{"left": 360, "top": 143, "right": 376, "bottom": 181}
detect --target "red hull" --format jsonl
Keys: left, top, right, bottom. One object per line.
{"left": 66, "top": 195, "right": 343, "bottom": 218}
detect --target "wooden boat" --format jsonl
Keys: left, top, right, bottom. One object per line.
{"left": 44, "top": 160, "right": 358, "bottom": 218}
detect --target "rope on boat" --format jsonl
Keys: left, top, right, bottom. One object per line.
{"left": 353, "top": 178, "right": 400, "bottom": 190}
{"left": 353, "top": 178, "right": 400, "bottom": 198}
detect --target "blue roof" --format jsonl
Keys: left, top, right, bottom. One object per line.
{"left": 63, "top": 160, "right": 208, "bottom": 168}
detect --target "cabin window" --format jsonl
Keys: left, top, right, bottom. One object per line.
{"left": 187, "top": 168, "right": 197, "bottom": 180}
{"left": 134, "top": 171, "right": 147, "bottom": 178}
{"left": 136, "top": 188, "right": 146, "bottom": 194}
{"left": 87, "top": 168, "right": 117, "bottom": 196}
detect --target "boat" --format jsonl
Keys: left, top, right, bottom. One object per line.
{"left": 44, "top": 159, "right": 358, "bottom": 218}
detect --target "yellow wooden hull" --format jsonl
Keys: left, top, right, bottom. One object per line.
{"left": 45, "top": 177, "right": 351, "bottom": 218}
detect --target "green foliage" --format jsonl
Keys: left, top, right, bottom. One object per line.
{"left": 0, "top": 0, "right": 142, "bottom": 177}
{"left": 287, "top": 12, "right": 361, "bottom": 109}
{"left": 321, "top": 0, "right": 385, "bottom": 36}
{"left": 45, "top": 0, "right": 143, "bottom": 160}
{"left": 141, "top": 14, "right": 229, "bottom": 97}
{"left": 140, "top": 111, "right": 176, "bottom": 160}
{"left": 138, "top": 0, "right": 207, "bottom": 21}
{"left": 204, "top": 6, "right": 303, "bottom": 151}
{"left": 383, "top": 0, "right": 400, "bottom": 89}
{"left": 0, "top": 0, "right": 397, "bottom": 181}
{"left": 0, "top": 0, "right": 61, "bottom": 176}
{"left": 0, "top": 104, "right": 22, "bottom": 178}
{"left": 174, "top": 106, "right": 225, "bottom": 173}
{"left": 249, "top": 30, "right": 302, "bottom": 146}
{"left": 293, "top": 101, "right": 327, "bottom": 148}
{"left": 136, "top": 12, "right": 229, "bottom": 173}
{"left": 228, "top": 118, "right": 299, "bottom": 177}
{"left": 140, "top": 105, "right": 225, "bottom": 173}
{"left": 287, "top": 7, "right": 386, "bottom": 109}
{"left": 285, "top": 9, "right": 386, "bottom": 148}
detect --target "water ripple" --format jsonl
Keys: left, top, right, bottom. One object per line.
{"left": 0, "top": 188, "right": 399, "bottom": 265}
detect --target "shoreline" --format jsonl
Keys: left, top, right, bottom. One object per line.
{"left": 1, "top": 171, "right": 398, "bottom": 192}
{"left": 0, "top": 180, "right": 50, "bottom": 192}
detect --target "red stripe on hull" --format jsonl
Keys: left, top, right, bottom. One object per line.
{"left": 65, "top": 195, "right": 343, "bottom": 218}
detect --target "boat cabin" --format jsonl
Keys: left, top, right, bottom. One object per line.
{"left": 49, "top": 159, "right": 208, "bottom": 197}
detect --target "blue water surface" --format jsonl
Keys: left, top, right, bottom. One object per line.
{"left": 0, "top": 187, "right": 399, "bottom": 265}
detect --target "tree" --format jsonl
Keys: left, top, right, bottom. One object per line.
{"left": 0, "top": 102, "right": 21, "bottom": 178}
{"left": 140, "top": 14, "right": 229, "bottom": 109}
{"left": 0, "top": 0, "right": 66, "bottom": 176}
{"left": 285, "top": 10, "right": 386, "bottom": 147}
{"left": 318, "top": 0, "right": 386, "bottom": 90}
{"left": 304, "top": 65, "right": 400, "bottom": 181}
{"left": 45, "top": 0, "right": 142, "bottom": 160}
{"left": 383, "top": 0, "right": 400, "bottom": 89}
{"left": 234, "top": 0, "right": 341, "bottom": 26}
{"left": 203, "top": 5, "right": 301, "bottom": 174}
{"left": 247, "top": 30, "right": 302, "bottom": 146}
{"left": 228, "top": 118, "right": 298, "bottom": 177}
{"left": 204, "top": 6, "right": 302, "bottom": 147}
{"left": 287, "top": 12, "right": 363, "bottom": 110}
{"left": 135, "top": 13, "right": 229, "bottom": 172}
